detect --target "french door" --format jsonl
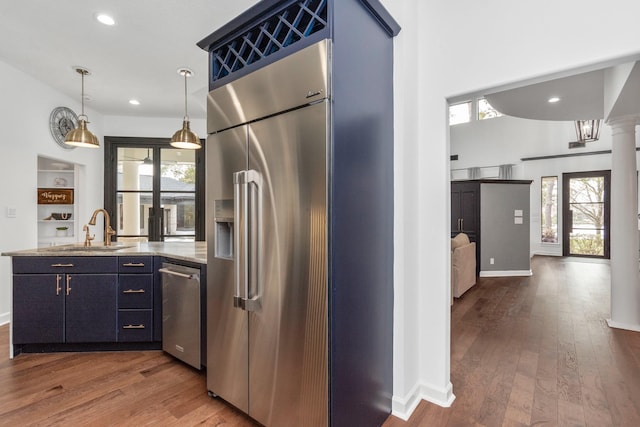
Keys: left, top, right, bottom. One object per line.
{"left": 104, "top": 137, "right": 205, "bottom": 242}
{"left": 562, "top": 170, "right": 610, "bottom": 258}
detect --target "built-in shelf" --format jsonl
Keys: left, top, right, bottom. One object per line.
{"left": 37, "top": 156, "right": 79, "bottom": 248}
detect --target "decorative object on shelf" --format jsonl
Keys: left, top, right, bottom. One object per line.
{"left": 49, "top": 106, "right": 78, "bottom": 150}
{"left": 50, "top": 162, "right": 70, "bottom": 170}
{"left": 170, "top": 68, "right": 201, "bottom": 149}
{"left": 55, "top": 226, "right": 69, "bottom": 237}
{"left": 64, "top": 67, "right": 100, "bottom": 148}
{"left": 51, "top": 212, "right": 72, "bottom": 220}
{"left": 37, "top": 188, "right": 74, "bottom": 205}
{"left": 53, "top": 177, "right": 68, "bottom": 187}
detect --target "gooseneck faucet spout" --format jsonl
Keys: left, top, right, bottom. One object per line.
{"left": 88, "top": 208, "right": 116, "bottom": 246}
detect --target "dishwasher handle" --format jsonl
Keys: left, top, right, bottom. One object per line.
{"left": 159, "top": 268, "right": 195, "bottom": 280}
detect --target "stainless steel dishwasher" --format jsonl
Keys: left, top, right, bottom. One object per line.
{"left": 159, "top": 262, "right": 201, "bottom": 369}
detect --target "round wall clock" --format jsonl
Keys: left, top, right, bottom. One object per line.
{"left": 49, "top": 106, "right": 78, "bottom": 150}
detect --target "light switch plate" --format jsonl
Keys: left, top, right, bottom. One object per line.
{"left": 514, "top": 209, "right": 523, "bottom": 217}
{"left": 6, "top": 206, "right": 16, "bottom": 218}
{"left": 514, "top": 217, "right": 523, "bottom": 224}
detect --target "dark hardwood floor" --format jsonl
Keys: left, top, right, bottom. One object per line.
{"left": 1, "top": 256, "right": 639, "bottom": 426}
{"left": 383, "top": 256, "right": 640, "bottom": 427}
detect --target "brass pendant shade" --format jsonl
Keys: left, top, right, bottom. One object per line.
{"left": 170, "top": 119, "right": 201, "bottom": 149}
{"left": 64, "top": 118, "right": 100, "bottom": 148}
{"left": 65, "top": 67, "right": 99, "bottom": 148}
{"left": 170, "top": 68, "right": 201, "bottom": 149}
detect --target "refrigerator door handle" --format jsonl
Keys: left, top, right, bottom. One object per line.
{"left": 245, "top": 169, "right": 262, "bottom": 312}
{"left": 233, "top": 170, "right": 249, "bottom": 309}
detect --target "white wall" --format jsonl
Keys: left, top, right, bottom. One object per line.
{"left": 0, "top": 60, "right": 105, "bottom": 325}
{"left": 382, "top": 0, "right": 640, "bottom": 420}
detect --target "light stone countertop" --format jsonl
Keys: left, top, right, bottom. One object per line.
{"left": 2, "top": 241, "right": 207, "bottom": 265}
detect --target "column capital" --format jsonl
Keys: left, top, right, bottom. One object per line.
{"left": 606, "top": 115, "right": 640, "bottom": 130}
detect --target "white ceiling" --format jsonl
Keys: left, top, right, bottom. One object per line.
{"left": 3, "top": 2, "right": 639, "bottom": 124}
{"left": 0, "top": 0, "right": 260, "bottom": 120}
{"left": 485, "top": 70, "right": 605, "bottom": 121}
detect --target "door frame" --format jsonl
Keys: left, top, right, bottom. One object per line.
{"left": 104, "top": 136, "right": 206, "bottom": 241}
{"left": 562, "top": 170, "right": 610, "bottom": 258}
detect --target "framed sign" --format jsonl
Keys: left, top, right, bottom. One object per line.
{"left": 38, "top": 188, "right": 74, "bottom": 205}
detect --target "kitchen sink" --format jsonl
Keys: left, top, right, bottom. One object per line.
{"left": 42, "top": 244, "right": 134, "bottom": 252}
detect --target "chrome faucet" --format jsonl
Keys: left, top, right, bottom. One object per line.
{"left": 88, "top": 209, "right": 116, "bottom": 246}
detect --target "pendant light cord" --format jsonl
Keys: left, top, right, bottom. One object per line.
{"left": 81, "top": 71, "right": 85, "bottom": 116}
{"left": 183, "top": 71, "right": 189, "bottom": 121}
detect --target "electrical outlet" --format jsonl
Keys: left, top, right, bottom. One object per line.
{"left": 490, "top": 258, "right": 495, "bottom": 265}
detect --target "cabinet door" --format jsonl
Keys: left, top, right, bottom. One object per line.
{"left": 460, "top": 186, "right": 478, "bottom": 239}
{"left": 13, "top": 274, "right": 64, "bottom": 344}
{"left": 65, "top": 274, "right": 117, "bottom": 343}
{"left": 451, "top": 189, "right": 462, "bottom": 234}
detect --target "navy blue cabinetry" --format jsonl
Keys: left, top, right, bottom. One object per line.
{"left": 13, "top": 274, "right": 64, "bottom": 344}
{"left": 12, "top": 255, "right": 162, "bottom": 355}
{"left": 117, "top": 256, "right": 154, "bottom": 342}
{"left": 12, "top": 257, "right": 118, "bottom": 345}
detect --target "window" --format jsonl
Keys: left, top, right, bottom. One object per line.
{"left": 449, "top": 101, "right": 471, "bottom": 125}
{"left": 477, "top": 98, "right": 503, "bottom": 120}
{"left": 541, "top": 176, "right": 558, "bottom": 243}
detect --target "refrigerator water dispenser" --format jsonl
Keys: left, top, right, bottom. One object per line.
{"left": 214, "top": 199, "right": 233, "bottom": 259}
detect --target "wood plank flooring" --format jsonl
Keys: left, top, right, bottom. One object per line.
{"left": 1, "top": 256, "right": 639, "bottom": 426}
{"left": 383, "top": 256, "right": 640, "bottom": 427}
{"left": 0, "top": 328, "right": 258, "bottom": 426}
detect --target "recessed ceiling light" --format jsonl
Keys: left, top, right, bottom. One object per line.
{"left": 96, "top": 13, "right": 116, "bottom": 26}
{"left": 548, "top": 96, "right": 561, "bottom": 103}
{"left": 129, "top": 99, "right": 140, "bottom": 105}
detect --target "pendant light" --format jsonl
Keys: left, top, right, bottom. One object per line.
{"left": 64, "top": 67, "right": 100, "bottom": 148}
{"left": 142, "top": 148, "right": 153, "bottom": 165}
{"left": 170, "top": 68, "right": 201, "bottom": 149}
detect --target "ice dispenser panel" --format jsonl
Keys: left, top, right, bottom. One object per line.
{"left": 214, "top": 199, "right": 233, "bottom": 259}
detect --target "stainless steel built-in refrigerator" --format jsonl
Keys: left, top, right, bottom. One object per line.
{"left": 206, "top": 40, "right": 330, "bottom": 427}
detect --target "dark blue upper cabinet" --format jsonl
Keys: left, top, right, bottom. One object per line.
{"left": 197, "top": 0, "right": 400, "bottom": 90}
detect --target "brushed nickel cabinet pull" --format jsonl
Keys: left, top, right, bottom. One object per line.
{"left": 66, "top": 275, "right": 72, "bottom": 296}
{"left": 122, "top": 262, "right": 145, "bottom": 267}
{"left": 123, "top": 324, "right": 145, "bottom": 329}
{"left": 56, "top": 274, "right": 62, "bottom": 296}
{"left": 123, "top": 289, "right": 145, "bottom": 294}
{"left": 51, "top": 263, "right": 74, "bottom": 268}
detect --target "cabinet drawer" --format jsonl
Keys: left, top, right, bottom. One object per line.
{"left": 118, "top": 310, "right": 152, "bottom": 342}
{"left": 118, "top": 275, "right": 153, "bottom": 309}
{"left": 13, "top": 256, "right": 118, "bottom": 274}
{"left": 118, "top": 256, "right": 153, "bottom": 273}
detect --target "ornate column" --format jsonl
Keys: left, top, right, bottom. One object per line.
{"left": 607, "top": 116, "right": 640, "bottom": 332}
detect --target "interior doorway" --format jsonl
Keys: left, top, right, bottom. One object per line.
{"left": 562, "top": 170, "right": 611, "bottom": 258}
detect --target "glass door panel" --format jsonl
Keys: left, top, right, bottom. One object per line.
{"left": 160, "top": 148, "right": 196, "bottom": 241}
{"left": 116, "top": 147, "right": 154, "bottom": 242}
{"left": 562, "top": 171, "right": 610, "bottom": 258}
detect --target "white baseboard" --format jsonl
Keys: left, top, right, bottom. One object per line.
{"left": 0, "top": 312, "right": 9, "bottom": 326}
{"left": 532, "top": 250, "right": 562, "bottom": 257}
{"left": 391, "top": 381, "right": 455, "bottom": 421}
{"left": 480, "top": 269, "right": 532, "bottom": 277}
{"left": 607, "top": 318, "right": 640, "bottom": 332}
